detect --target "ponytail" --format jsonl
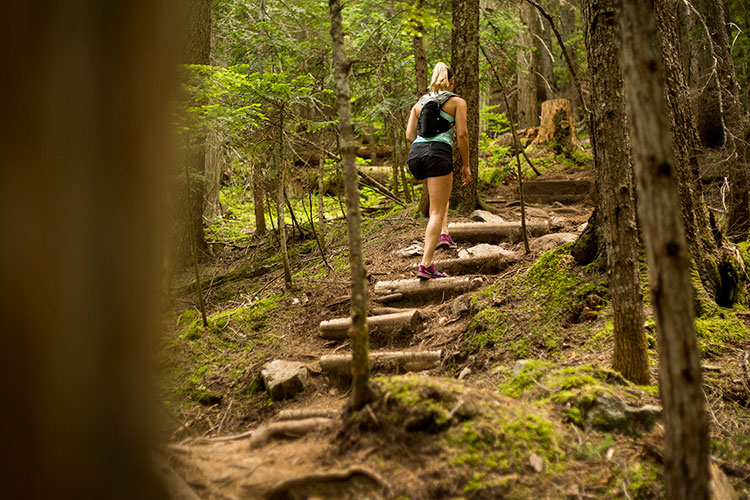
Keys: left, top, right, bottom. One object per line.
{"left": 428, "top": 62, "right": 454, "bottom": 93}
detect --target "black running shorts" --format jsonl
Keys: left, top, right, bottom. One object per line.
{"left": 407, "top": 141, "right": 453, "bottom": 181}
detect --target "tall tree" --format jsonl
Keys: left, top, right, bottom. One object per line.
{"left": 450, "top": 0, "right": 480, "bottom": 213}
{"left": 517, "top": 0, "right": 540, "bottom": 128}
{"left": 177, "top": 0, "right": 212, "bottom": 261}
{"left": 581, "top": 0, "right": 649, "bottom": 384}
{"left": 329, "top": 0, "right": 375, "bottom": 409}
{"left": 1, "top": 2, "right": 175, "bottom": 499}
{"left": 619, "top": 0, "right": 710, "bottom": 498}
{"left": 412, "top": 0, "right": 429, "bottom": 97}
{"left": 692, "top": 0, "right": 750, "bottom": 241}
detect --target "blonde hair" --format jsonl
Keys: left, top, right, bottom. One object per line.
{"left": 428, "top": 62, "right": 454, "bottom": 93}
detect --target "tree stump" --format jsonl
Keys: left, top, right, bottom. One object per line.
{"left": 532, "top": 99, "right": 580, "bottom": 153}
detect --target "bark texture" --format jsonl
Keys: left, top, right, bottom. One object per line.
{"left": 692, "top": 0, "right": 750, "bottom": 241}
{"left": 655, "top": 0, "right": 725, "bottom": 306}
{"left": 517, "top": 1, "right": 540, "bottom": 128}
{"left": 450, "top": 0, "right": 480, "bottom": 213}
{"left": 329, "top": 0, "right": 374, "bottom": 409}
{"left": 1, "top": 2, "right": 175, "bottom": 499}
{"left": 620, "top": 1, "right": 710, "bottom": 498}
{"left": 582, "top": 0, "right": 649, "bottom": 384}
{"left": 412, "top": 0, "right": 428, "bottom": 97}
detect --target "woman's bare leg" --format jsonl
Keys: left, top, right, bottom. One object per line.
{"left": 420, "top": 173, "right": 453, "bottom": 267}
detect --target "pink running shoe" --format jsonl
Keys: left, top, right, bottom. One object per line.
{"left": 417, "top": 264, "right": 448, "bottom": 279}
{"left": 436, "top": 233, "right": 457, "bottom": 249}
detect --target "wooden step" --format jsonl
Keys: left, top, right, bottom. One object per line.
{"left": 320, "top": 350, "right": 442, "bottom": 376}
{"left": 447, "top": 221, "right": 549, "bottom": 243}
{"left": 428, "top": 254, "right": 518, "bottom": 276}
{"left": 374, "top": 276, "right": 483, "bottom": 304}
{"left": 319, "top": 310, "right": 422, "bottom": 340}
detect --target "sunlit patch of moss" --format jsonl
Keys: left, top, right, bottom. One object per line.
{"left": 712, "top": 435, "right": 750, "bottom": 468}
{"left": 694, "top": 310, "right": 749, "bottom": 357}
{"left": 466, "top": 307, "right": 509, "bottom": 351}
{"left": 620, "top": 460, "right": 662, "bottom": 499}
{"left": 573, "top": 433, "right": 615, "bottom": 461}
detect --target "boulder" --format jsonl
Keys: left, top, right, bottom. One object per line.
{"left": 462, "top": 243, "right": 515, "bottom": 259}
{"left": 529, "top": 233, "right": 578, "bottom": 253}
{"left": 581, "top": 393, "right": 661, "bottom": 435}
{"left": 261, "top": 360, "right": 310, "bottom": 401}
{"left": 470, "top": 209, "right": 505, "bottom": 223}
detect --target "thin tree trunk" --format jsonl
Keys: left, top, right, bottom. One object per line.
{"left": 318, "top": 157, "right": 327, "bottom": 253}
{"left": 275, "top": 121, "right": 292, "bottom": 288}
{"left": 253, "top": 160, "right": 266, "bottom": 236}
{"left": 329, "top": 0, "right": 374, "bottom": 410}
{"left": 582, "top": 0, "right": 648, "bottom": 384}
{"left": 619, "top": 1, "right": 709, "bottom": 498}
{"left": 450, "top": 0, "right": 480, "bottom": 213}
{"left": 204, "top": 129, "right": 223, "bottom": 221}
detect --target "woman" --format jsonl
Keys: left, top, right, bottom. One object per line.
{"left": 406, "top": 62, "right": 471, "bottom": 279}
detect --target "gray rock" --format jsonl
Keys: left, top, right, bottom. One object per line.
{"left": 529, "top": 233, "right": 578, "bottom": 252}
{"left": 451, "top": 295, "right": 471, "bottom": 316}
{"left": 458, "top": 367, "right": 472, "bottom": 380}
{"left": 581, "top": 393, "right": 662, "bottom": 435}
{"left": 623, "top": 404, "right": 662, "bottom": 433}
{"left": 549, "top": 216, "right": 567, "bottom": 231}
{"left": 470, "top": 210, "right": 505, "bottom": 223}
{"left": 466, "top": 243, "right": 515, "bottom": 258}
{"left": 394, "top": 243, "right": 423, "bottom": 258}
{"left": 261, "top": 360, "right": 310, "bottom": 401}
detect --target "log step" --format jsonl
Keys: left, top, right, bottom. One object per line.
{"left": 319, "top": 310, "right": 422, "bottom": 340}
{"left": 276, "top": 408, "right": 339, "bottom": 421}
{"left": 374, "top": 276, "right": 483, "bottom": 304}
{"left": 320, "top": 350, "right": 442, "bottom": 376}
{"left": 428, "top": 254, "right": 518, "bottom": 276}
{"left": 447, "top": 221, "right": 549, "bottom": 243}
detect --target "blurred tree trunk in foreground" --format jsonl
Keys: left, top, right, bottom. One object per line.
{"left": 0, "top": 2, "right": 177, "bottom": 499}
{"left": 620, "top": 1, "right": 710, "bottom": 498}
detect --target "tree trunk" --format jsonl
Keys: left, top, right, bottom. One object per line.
{"left": 532, "top": 99, "right": 580, "bottom": 151}
{"left": 655, "top": 0, "right": 731, "bottom": 307}
{"left": 317, "top": 157, "right": 326, "bottom": 252}
{"left": 253, "top": 160, "right": 267, "bottom": 236}
{"left": 691, "top": 0, "right": 750, "bottom": 241}
{"left": 177, "top": 0, "right": 211, "bottom": 263}
{"left": 1, "top": 2, "right": 175, "bottom": 498}
{"left": 412, "top": 0, "right": 428, "bottom": 97}
{"left": 204, "top": 130, "right": 222, "bottom": 222}
{"left": 582, "top": 0, "right": 649, "bottom": 384}
{"left": 517, "top": 1, "right": 540, "bottom": 128}
{"left": 450, "top": 0, "right": 480, "bottom": 213}
{"left": 276, "top": 148, "right": 293, "bottom": 289}
{"left": 329, "top": 0, "right": 374, "bottom": 409}
{"left": 619, "top": 2, "right": 710, "bottom": 498}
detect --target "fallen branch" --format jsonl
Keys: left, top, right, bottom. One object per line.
{"left": 265, "top": 467, "right": 391, "bottom": 500}
{"left": 249, "top": 418, "right": 335, "bottom": 449}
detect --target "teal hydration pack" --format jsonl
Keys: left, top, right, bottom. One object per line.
{"left": 417, "top": 92, "right": 455, "bottom": 138}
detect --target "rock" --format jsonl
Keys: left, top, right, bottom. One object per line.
{"left": 465, "top": 243, "right": 515, "bottom": 258}
{"left": 516, "top": 207, "right": 548, "bottom": 218}
{"left": 580, "top": 393, "right": 662, "bottom": 435}
{"left": 528, "top": 453, "right": 545, "bottom": 473}
{"left": 261, "top": 360, "right": 310, "bottom": 401}
{"left": 577, "top": 222, "right": 588, "bottom": 232}
{"left": 549, "top": 216, "right": 566, "bottom": 231}
{"left": 458, "top": 367, "right": 472, "bottom": 380}
{"left": 394, "top": 243, "right": 423, "bottom": 258}
{"left": 623, "top": 404, "right": 662, "bottom": 433}
{"left": 512, "top": 359, "right": 531, "bottom": 376}
{"left": 457, "top": 249, "right": 470, "bottom": 259}
{"left": 451, "top": 295, "right": 471, "bottom": 316}
{"left": 470, "top": 210, "right": 505, "bottom": 223}
{"left": 529, "top": 233, "right": 578, "bottom": 253}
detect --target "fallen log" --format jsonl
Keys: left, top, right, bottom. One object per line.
{"left": 277, "top": 408, "right": 339, "bottom": 421}
{"left": 266, "top": 467, "right": 391, "bottom": 500}
{"left": 373, "top": 292, "right": 403, "bottom": 303}
{"left": 320, "top": 350, "right": 442, "bottom": 376}
{"left": 374, "top": 276, "right": 483, "bottom": 303}
{"left": 319, "top": 310, "right": 422, "bottom": 340}
{"left": 429, "top": 254, "right": 518, "bottom": 276}
{"left": 371, "top": 306, "right": 413, "bottom": 315}
{"left": 447, "top": 221, "right": 549, "bottom": 243}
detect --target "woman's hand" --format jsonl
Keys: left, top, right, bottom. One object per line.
{"left": 462, "top": 164, "right": 471, "bottom": 186}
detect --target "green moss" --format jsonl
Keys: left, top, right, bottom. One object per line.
{"left": 573, "top": 433, "right": 615, "bottom": 461}
{"left": 502, "top": 360, "right": 554, "bottom": 398}
{"left": 694, "top": 310, "right": 749, "bottom": 356}
{"left": 466, "top": 307, "right": 508, "bottom": 351}
{"left": 191, "top": 385, "right": 222, "bottom": 406}
{"left": 622, "top": 461, "right": 662, "bottom": 499}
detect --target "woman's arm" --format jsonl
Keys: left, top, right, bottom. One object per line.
{"left": 453, "top": 98, "right": 472, "bottom": 186}
{"left": 405, "top": 103, "right": 420, "bottom": 143}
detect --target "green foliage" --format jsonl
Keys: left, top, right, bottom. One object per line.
{"left": 694, "top": 310, "right": 750, "bottom": 357}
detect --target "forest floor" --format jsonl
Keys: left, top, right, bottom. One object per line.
{"left": 158, "top": 148, "right": 750, "bottom": 499}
